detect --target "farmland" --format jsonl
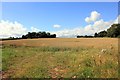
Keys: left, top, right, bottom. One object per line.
{"left": 1, "top": 38, "right": 119, "bottom": 78}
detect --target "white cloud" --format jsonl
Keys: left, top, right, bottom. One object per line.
{"left": 0, "top": 20, "right": 27, "bottom": 38}
{"left": 31, "top": 27, "right": 40, "bottom": 32}
{"left": 53, "top": 24, "right": 61, "bottom": 28}
{"left": 92, "top": 19, "right": 113, "bottom": 32}
{"left": 51, "top": 21, "right": 111, "bottom": 38}
{"left": 0, "top": 20, "right": 43, "bottom": 38}
{"left": 84, "top": 25, "right": 95, "bottom": 34}
{"left": 114, "top": 15, "right": 120, "bottom": 24}
{"left": 85, "top": 25, "right": 93, "bottom": 31}
{"left": 0, "top": 12, "right": 119, "bottom": 38}
{"left": 51, "top": 26, "right": 97, "bottom": 38}
{"left": 51, "top": 14, "right": 119, "bottom": 38}
{"left": 85, "top": 11, "right": 101, "bottom": 23}
{"left": 51, "top": 28, "right": 85, "bottom": 38}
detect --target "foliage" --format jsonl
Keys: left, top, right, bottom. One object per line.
{"left": 2, "top": 31, "right": 56, "bottom": 40}
{"left": 77, "top": 24, "right": 120, "bottom": 38}
{"left": 94, "top": 33, "right": 98, "bottom": 37}
{"left": 94, "top": 24, "right": 120, "bottom": 38}
{"left": 77, "top": 35, "right": 93, "bottom": 38}
{"left": 22, "top": 31, "right": 56, "bottom": 39}
{"left": 80, "top": 67, "right": 94, "bottom": 78}
{"left": 107, "top": 24, "right": 120, "bottom": 37}
{"left": 97, "top": 30, "right": 107, "bottom": 37}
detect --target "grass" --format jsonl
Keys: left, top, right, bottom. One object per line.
{"left": 1, "top": 38, "right": 119, "bottom": 78}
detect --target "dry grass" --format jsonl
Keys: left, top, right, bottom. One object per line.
{"left": 2, "top": 38, "right": 118, "bottom": 49}
{"left": 1, "top": 38, "right": 119, "bottom": 78}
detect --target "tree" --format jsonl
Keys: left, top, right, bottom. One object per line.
{"left": 50, "top": 34, "right": 56, "bottom": 38}
{"left": 107, "top": 24, "right": 120, "bottom": 37}
{"left": 22, "top": 35, "right": 27, "bottom": 39}
{"left": 97, "top": 30, "right": 107, "bottom": 37}
{"left": 41, "top": 32, "right": 47, "bottom": 38}
{"left": 94, "top": 33, "right": 98, "bottom": 37}
{"left": 47, "top": 32, "right": 50, "bottom": 38}
{"left": 21, "top": 31, "right": 56, "bottom": 39}
{"left": 27, "top": 32, "right": 32, "bottom": 38}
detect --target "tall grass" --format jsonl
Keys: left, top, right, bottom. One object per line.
{"left": 2, "top": 44, "right": 118, "bottom": 78}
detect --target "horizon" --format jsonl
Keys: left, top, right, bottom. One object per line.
{"left": 0, "top": 2, "right": 119, "bottom": 38}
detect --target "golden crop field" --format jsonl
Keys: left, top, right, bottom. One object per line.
{"left": 1, "top": 38, "right": 119, "bottom": 78}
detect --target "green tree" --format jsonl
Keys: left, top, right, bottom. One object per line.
{"left": 94, "top": 33, "right": 98, "bottom": 37}
{"left": 107, "top": 24, "right": 120, "bottom": 37}
{"left": 97, "top": 30, "right": 107, "bottom": 37}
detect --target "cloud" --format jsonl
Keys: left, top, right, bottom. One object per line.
{"left": 53, "top": 24, "right": 61, "bottom": 28}
{"left": 92, "top": 19, "right": 114, "bottom": 32}
{"left": 1, "top": 12, "right": 119, "bottom": 38}
{"left": 31, "top": 27, "right": 40, "bottom": 32}
{"left": 0, "top": 20, "right": 27, "bottom": 38}
{"left": 0, "top": 20, "right": 43, "bottom": 38}
{"left": 84, "top": 25, "right": 93, "bottom": 31}
{"left": 51, "top": 21, "right": 112, "bottom": 38}
{"left": 51, "top": 14, "right": 119, "bottom": 38}
{"left": 51, "top": 26, "right": 97, "bottom": 38}
{"left": 54, "top": 11, "right": 118, "bottom": 38}
{"left": 84, "top": 25, "right": 95, "bottom": 34}
{"left": 51, "top": 28, "right": 85, "bottom": 38}
{"left": 114, "top": 15, "right": 120, "bottom": 24}
{"left": 85, "top": 11, "right": 101, "bottom": 23}
{"left": 84, "top": 19, "right": 113, "bottom": 35}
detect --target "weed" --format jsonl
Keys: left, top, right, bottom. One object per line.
{"left": 83, "top": 57, "right": 95, "bottom": 67}
{"left": 103, "top": 61, "right": 116, "bottom": 69}
{"left": 2, "top": 38, "right": 118, "bottom": 78}
{"left": 77, "top": 67, "right": 94, "bottom": 78}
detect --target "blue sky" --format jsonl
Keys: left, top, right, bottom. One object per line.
{"left": 0, "top": 2, "right": 119, "bottom": 38}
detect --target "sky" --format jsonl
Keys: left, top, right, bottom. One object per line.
{"left": 0, "top": 2, "right": 119, "bottom": 38}
{"left": 1, "top": 0, "right": 119, "bottom": 2}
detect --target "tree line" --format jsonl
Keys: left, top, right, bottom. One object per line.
{"left": 77, "top": 24, "right": 120, "bottom": 38}
{"left": 1, "top": 23, "right": 120, "bottom": 41}
{"left": 2, "top": 31, "right": 56, "bottom": 41}
{"left": 22, "top": 32, "right": 56, "bottom": 39}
